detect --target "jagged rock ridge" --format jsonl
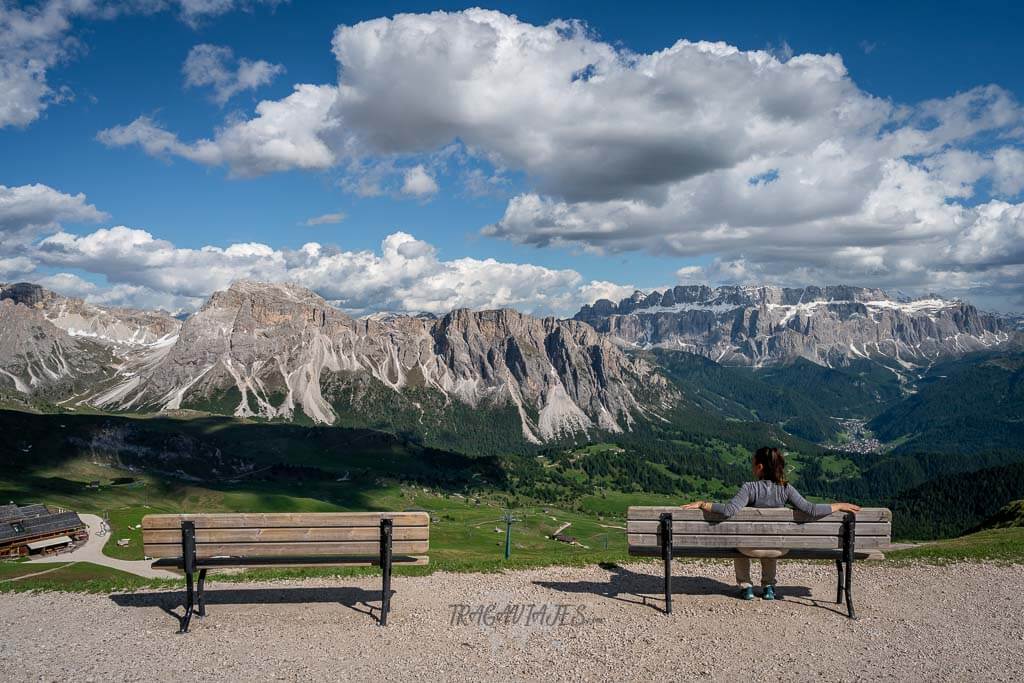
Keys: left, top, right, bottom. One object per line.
{"left": 0, "top": 283, "right": 181, "bottom": 399}
{"left": 75, "top": 281, "right": 670, "bottom": 443}
{"left": 575, "top": 284, "right": 1012, "bottom": 368}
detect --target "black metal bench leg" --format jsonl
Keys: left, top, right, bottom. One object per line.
{"left": 835, "top": 558, "right": 844, "bottom": 605}
{"left": 197, "top": 568, "right": 208, "bottom": 618}
{"left": 660, "top": 512, "right": 673, "bottom": 615}
{"left": 178, "top": 520, "right": 198, "bottom": 634}
{"left": 844, "top": 559, "right": 856, "bottom": 619}
{"left": 180, "top": 570, "right": 195, "bottom": 634}
{"left": 380, "top": 518, "right": 393, "bottom": 626}
{"left": 842, "top": 512, "right": 857, "bottom": 620}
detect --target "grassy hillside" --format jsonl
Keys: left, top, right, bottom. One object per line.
{"left": 888, "top": 528, "right": 1024, "bottom": 563}
{"left": 0, "top": 409, "right": 740, "bottom": 570}
{"left": 3, "top": 401, "right": 1024, "bottom": 568}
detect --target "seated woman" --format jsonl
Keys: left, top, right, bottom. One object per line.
{"left": 682, "top": 446, "right": 860, "bottom": 601}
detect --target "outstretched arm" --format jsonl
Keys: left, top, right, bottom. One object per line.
{"left": 681, "top": 484, "right": 751, "bottom": 519}
{"left": 786, "top": 485, "right": 860, "bottom": 517}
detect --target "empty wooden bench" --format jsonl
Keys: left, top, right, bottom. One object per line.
{"left": 627, "top": 506, "right": 892, "bottom": 618}
{"left": 142, "top": 512, "right": 430, "bottom": 632}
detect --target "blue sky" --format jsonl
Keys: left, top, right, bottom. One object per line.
{"left": 2, "top": 1, "right": 1023, "bottom": 314}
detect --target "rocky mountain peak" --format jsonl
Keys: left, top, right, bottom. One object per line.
{"left": 0, "top": 282, "right": 56, "bottom": 308}
{"left": 49, "top": 279, "right": 672, "bottom": 444}
{"left": 201, "top": 279, "right": 350, "bottom": 330}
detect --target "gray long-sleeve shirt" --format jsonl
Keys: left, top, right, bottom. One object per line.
{"left": 710, "top": 480, "right": 832, "bottom": 518}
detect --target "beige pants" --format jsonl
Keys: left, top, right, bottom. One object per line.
{"left": 734, "top": 558, "right": 777, "bottom": 588}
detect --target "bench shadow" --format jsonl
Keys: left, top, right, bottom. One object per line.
{"left": 109, "top": 586, "right": 389, "bottom": 629}
{"left": 534, "top": 564, "right": 820, "bottom": 615}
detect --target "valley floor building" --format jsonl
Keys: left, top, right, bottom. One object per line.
{"left": 0, "top": 504, "right": 87, "bottom": 559}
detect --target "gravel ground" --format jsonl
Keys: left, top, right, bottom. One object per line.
{"left": 1, "top": 560, "right": 1022, "bottom": 682}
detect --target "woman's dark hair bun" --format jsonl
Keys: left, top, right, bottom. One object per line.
{"left": 754, "top": 446, "right": 788, "bottom": 486}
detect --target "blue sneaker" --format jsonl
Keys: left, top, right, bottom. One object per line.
{"left": 739, "top": 587, "right": 754, "bottom": 600}
{"left": 762, "top": 585, "right": 776, "bottom": 601}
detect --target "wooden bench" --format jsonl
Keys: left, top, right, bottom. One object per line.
{"left": 627, "top": 507, "right": 892, "bottom": 618}
{"left": 142, "top": 512, "right": 430, "bottom": 632}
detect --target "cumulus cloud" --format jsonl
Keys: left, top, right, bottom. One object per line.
{"left": 401, "top": 164, "right": 438, "bottom": 197}
{"left": 0, "top": 183, "right": 107, "bottom": 246}
{"left": 183, "top": 43, "right": 284, "bottom": 105}
{"left": 577, "top": 280, "right": 638, "bottom": 306}
{"left": 304, "top": 211, "right": 346, "bottom": 226}
{"left": 94, "top": 9, "right": 1024, "bottom": 307}
{"left": 0, "top": 0, "right": 84, "bottom": 128}
{"left": 34, "top": 271, "right": 202, "bottom": 313}
{"left": 97, "top": 84, "right": 340, "bottom": 176}
{"left": 992, "top": 148, "right": 1024, "bottom": 197}
{"left": 0, "top": 255, "right": 36, "bottom": 279}
{"left": 30, "top": 227, "right": 591, "bottom": 316}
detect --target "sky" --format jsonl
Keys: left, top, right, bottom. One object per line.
{"left": 1, "top": 0, "right": 1023, "bottom": 315}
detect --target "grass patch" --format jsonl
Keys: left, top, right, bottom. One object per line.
{"left": 0, "top": 561, "right": 68, "bottom": 580}
{"left": 0, "top": 562, "right": 174, "bottom": 593}
{"left": 888, "top": 528, "right": 1024, "bottom": 564}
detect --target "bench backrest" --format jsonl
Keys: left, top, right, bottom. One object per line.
{"left": 142, "top": 512, "right": 430, "bottom": 561}
{"left": 627, "top": 507, "right": 891, "bottom": 554}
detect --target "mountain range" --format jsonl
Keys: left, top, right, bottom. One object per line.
{"left": 0, "top": 281, "right": 669, "bottom": 447}
{"left": 574, "top": 284, "right": 1011, "bottom": 369}
{"left": 1, "top": 280, "right": 1020, "bottom": 452}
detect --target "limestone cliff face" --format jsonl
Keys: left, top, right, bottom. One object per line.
{"left": 0, "top": 297, "right": 111, "bottom": 399}
{"left": 1, "top": 282, "right": 181, "bottom": 347}
{"left": 85, "top": 281, "right": 670, "bottom": 442}
{"left": 575, "top": 285, "right": 1012, "bottom": 367}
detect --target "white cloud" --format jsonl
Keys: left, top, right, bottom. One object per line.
{"left": 174, "top": 1, "right": 284, "bottom": 28}
{"left": 0, "top": 0, "right": 84, "bottom": 128}
{"left": 401, "top": 164, "right": 438, "bottom": 197}
{"left": 90, "top": 9, "right": 1024, "bottom": 307}
{"left": 577, "top": 280, "right": 637, "bottom": 306}
{"left": 674, "top": 265, "right": 705, "bottom": 283}
{"left": 31, "top": 227, "right": 592, "bottom": 316}
{"left": 97, "top": 84, "right": 341, "bottom": 176}
{"left": 33, "top": 271, "right": 98, "bottom": 295}
{"left": 183, "top": 43, "right": 284, "bottom": 105}
{"left": 0, "top": 1, "right": 287, "bottom": 129}
{"left": 304, "top": 211, "right": 346, "bottom": 226}
{"left": 35, "top": 271, "right": 201, "bottom": 313}
{"left": 0, "top": 183, "right": 107, "bottom": 246}
{"left": 0, "top": 255, "right": 36, "bottom": 279}
{"left": 992, "top": 148, "right": 1024, "bottom": 197}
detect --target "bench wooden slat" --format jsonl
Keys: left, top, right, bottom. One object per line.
{"left": 627, "top": 546, "right": 886, "bottom": 560}
{"left": 627, "top": 533, "right": 888, "bottom": 550}
{"left": 152, "top": 555, "right": 430, "bottom": 568}
{"left": 626, "top": 521, "right": 890, "bottom": 536}
{"left": 143, "top": 526, "right": 429, "bottom": 545}
{"left": 144, "top": 540, "right": 430, "bottom": 559}
{"left": 141, "top": 512, "right": 430, "bottom": 530}
{"left": 627, "top": 507, "right": 891, "bottom": 523}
